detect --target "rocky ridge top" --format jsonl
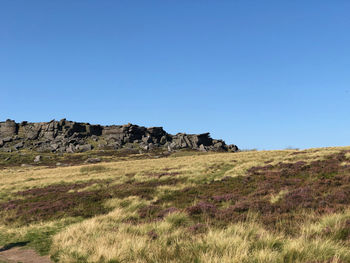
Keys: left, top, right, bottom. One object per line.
{"left": 0, "top": 119, "right": 239, "bottom": 153}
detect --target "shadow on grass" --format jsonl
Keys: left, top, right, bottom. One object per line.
{"left": 0, "top": 241, "right": 29, "bottom": 252}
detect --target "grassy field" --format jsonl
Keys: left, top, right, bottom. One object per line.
{"left": 1, "top": 146, "right": 350, "bottom": 262}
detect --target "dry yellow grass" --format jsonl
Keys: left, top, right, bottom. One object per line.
{"left": 50, "top": 207, "right": 350, "bottom": 262}
{"left": 2, "top": 146, "right": 348, "bottom": 196}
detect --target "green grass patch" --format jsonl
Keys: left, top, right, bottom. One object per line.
{"left": 0, "top": 217, "right": 82, "bottom": 256}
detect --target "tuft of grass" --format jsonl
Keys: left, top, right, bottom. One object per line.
{"left": 270, "top": 189, "right": 288, "bottom": 204}
{"left": 165, "top": 212, "right": 191, "bottom": 228}
{"left": 80, "top": 165, "right": 108, "bottom": 174}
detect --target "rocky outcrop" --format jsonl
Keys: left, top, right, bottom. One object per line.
{"left": 0, "top": 119, "right": 239, "bottom": 153}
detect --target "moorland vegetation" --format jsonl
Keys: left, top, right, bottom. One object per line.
{"left": 1, "top": 147, "right": 350, "bottom": 262}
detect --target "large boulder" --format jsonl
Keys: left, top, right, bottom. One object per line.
{"left": 76, "top": 144, "right": 93, "bottom": 152}
{"left": 18, "top": 122, "right": 42, "bottom": 140}
{"left": 0, "top": 119, "right": 18, "bottom": 138}
{"left": 170, "top": 133, "right": 213, "bottom": 149}
{"left": 227, "top": 144, "right": 239, "bottom": 152}
{"left": 102, "top": 125, "right": 123, "bottom": 136}
{"left": 14, "top": 142, "right": 24, "bottom": 150}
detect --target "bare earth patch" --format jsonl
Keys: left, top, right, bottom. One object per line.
{"left": 0, "top": 247, "right": 51, "bottom": 263}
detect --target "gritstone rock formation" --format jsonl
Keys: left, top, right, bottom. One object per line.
{"left": 0, "top": 119, "right": 239, "bottom": 153}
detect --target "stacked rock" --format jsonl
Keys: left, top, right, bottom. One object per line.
{"left": 0, "top": 119, "right": 239, "bottom": 153}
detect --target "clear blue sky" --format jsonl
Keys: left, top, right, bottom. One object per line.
{"left": 1, "top": 1, "right": 349, "bottom": 150}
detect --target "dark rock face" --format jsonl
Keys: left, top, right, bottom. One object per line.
{"left": 0, "top": 119, "right": 239, "bottom": 153}
{"left": 0, "top": 119, "right": 18, "bottom": 138}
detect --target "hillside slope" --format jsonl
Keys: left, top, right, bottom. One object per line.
{"left": 1, "top": 146, "right": 350, "bottom": 262}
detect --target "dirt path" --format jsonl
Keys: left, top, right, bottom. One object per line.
{"left": 0, "top": 247, "right": 52, "bottom": 263}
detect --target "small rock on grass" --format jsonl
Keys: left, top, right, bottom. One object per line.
{"left": 34, "top": 155, "right": 41, "bottom": 163}
{"left": 84, "top": 157, "right": 101, "bottom": 164}
{"left": 21, "top": 164, "right": 33, "bottom": 167}
{"left": 56, "top": 162, "right": 68, "bottom": 167}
